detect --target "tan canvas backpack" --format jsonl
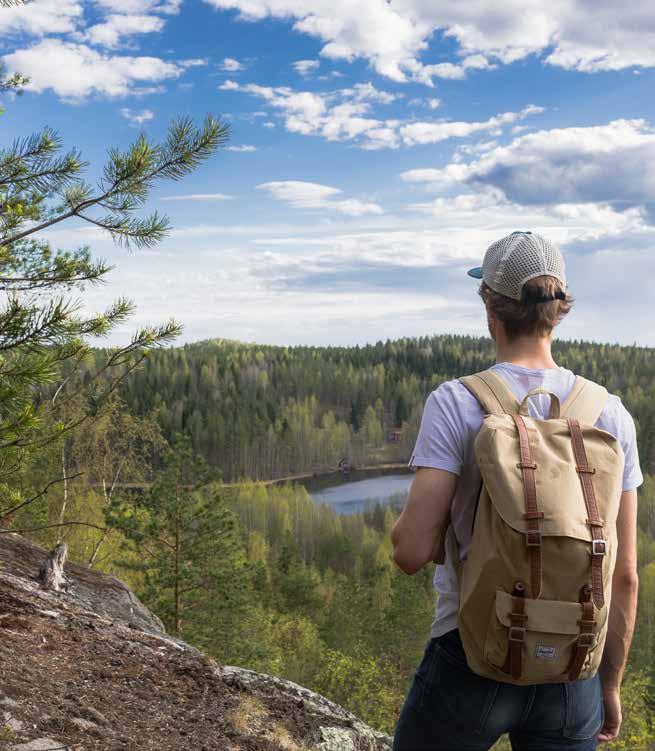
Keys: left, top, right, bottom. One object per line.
{"left": 456, "top": 368, "right": 624, "bottom": 685}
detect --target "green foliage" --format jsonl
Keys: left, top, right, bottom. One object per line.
{"left": 113, "top": 336, "right": 655, "bottom": 482}
{"left": 605, "top": 671, "right": 654, "bottom": 750}
{"left": 107, "top": 437, "right": 248, "bottom": 641}
{"left": 315, "top": 645, "right": 400, "bottom": 732}
{"left": 0, "top": 100, "right": 225, "bottom": 527}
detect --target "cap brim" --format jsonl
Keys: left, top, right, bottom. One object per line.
{"left": 467, "top": 266, "right": 483, "bottom": 279}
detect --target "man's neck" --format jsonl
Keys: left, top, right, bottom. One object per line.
{"left": 495, "top": 336, "right": 558, "bottom": 370}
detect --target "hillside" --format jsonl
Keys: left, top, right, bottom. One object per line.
{"left": 104, "top": 335, "right": 655, "bottom": 482}
{"left": 0, "top": 533, "right": 392, "bottom": 751}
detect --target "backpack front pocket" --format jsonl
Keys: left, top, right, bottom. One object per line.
{"left": 483, "top": 590, "right": 602, "bottom": 683}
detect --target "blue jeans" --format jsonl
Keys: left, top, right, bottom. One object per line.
{"left": 393, "top": 629, "right": 604, "bottom": 751}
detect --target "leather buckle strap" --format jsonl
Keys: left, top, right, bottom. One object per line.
{"left": 512, "top": 414, "right": 542, "bottom": 599}
{"left": 568, "top": 419, "right": 606, "bottom": 610}
{"left": 566, "top": 591, "right": 597, "bottom": 681}
{"left": 509, "top": 626, "right": 526, "bottom": 642}
{"left": 502, "top": 582, "right": 527, "bottom": 680}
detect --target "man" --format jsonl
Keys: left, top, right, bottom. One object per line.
{"left": 391, "top": 232, "right": 641, "bottom": 751}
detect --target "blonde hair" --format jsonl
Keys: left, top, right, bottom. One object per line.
{"left": 479, "top": 275, "right": 573, "bottom": 339}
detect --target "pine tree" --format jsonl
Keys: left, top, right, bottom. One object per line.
{"left": 0, "top": 63, "right": 228, "bottom": 525}
{"left": 107, "top": 437, "right": 246, "bottom": 637}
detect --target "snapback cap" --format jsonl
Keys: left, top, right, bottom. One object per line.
{"left": 467, "top": 231, "right": 567, "bottom": 302}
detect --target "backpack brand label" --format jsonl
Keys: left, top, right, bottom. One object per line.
{"left": 535, "top": 645, "right": 557, "bottom": 660}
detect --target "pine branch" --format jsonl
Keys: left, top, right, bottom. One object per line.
{"left": 0, "top": 115, "right": 229, "bottom": 250}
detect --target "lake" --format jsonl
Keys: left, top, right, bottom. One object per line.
{"left": 308, "top": 473, "right": 413, "bottom": 515}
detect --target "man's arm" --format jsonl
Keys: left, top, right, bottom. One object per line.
{"left": 390, "top": 467, "right": 457, "bottom": 574}
{"left": 598, "top": 488, "right": 639, "bottom": 744}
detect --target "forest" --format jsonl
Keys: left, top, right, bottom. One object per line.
{"left": 5, "top": 335, "right": 655, "bottom": 748}
{"left": 102, "top": 335, "right": 655, "bottom": 482}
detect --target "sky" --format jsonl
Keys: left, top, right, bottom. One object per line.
{"left": 2, "top": 0, "right": 655, "bottom": 348}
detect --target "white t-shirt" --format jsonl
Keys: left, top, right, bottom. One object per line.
{"left": 408, "top": 362, "right": 644, "bottom": 639}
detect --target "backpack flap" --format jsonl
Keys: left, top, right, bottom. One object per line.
{"left": 483, "top": 591, "right": 609, "bottom": 682}
{"left": 473, "top": 414, "right": 624, "bottom": 543}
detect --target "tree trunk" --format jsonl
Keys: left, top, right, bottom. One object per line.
{"left": 39, "top": 543, "right": 69, "bottom": 591}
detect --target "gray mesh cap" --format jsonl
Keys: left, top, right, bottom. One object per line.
{"left": 467, "top": 231, "right": 567, "bottom": 301}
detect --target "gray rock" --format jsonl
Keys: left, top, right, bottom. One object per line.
{"left": 70, "top": 717, "right": 101, "bottom": 734}
{"left": 0, "top": 533, "right": 163, "bottom": 634}
{"left": 220, "top": 666, "right": 392, "bottom": 751}
{"left": 3, "top": 712, "right": 23, "bottom": 733}
{"left": 78, "top": 705, "right": 108, "bottom": 726}
{"left": 12, "top": 740, "right": 69, "bottom": 751}
{"left": 1, "top": 533, "right": 393, "bottom": 751}
{"left": 315, "top": 726, "right": 358, "bottom": 751}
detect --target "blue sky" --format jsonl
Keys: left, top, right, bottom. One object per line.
{"left": 2, "top": 1, "right": 655, "bottom": 347}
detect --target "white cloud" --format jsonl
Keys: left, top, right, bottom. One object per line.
{"left": 293, "top": 59, "right": 320, "bottom": 75}
{"left": 85, "top": 13, "right": 165, "bottom": 47}
{"left": 257, "top": 180, "right": 383, "bottom": 216}
{"left": 3, "top": 39, "right": 182, "bottom": 99}
{"left": 220, "top": 57, "right": 244, "bottom": 71}
{"left": 226, "top": 144, "right": 257, "bottom": 152}
{"left": 0, "top": 0, "right": 82, "bottom": 36}
{"left": 179, "top": 58, "right": 209, "bottom": 68}
{"left": 399, "top": 105, "right": 543, "bottom": 146}
{"left": 120, "top": 107, "right": 154, "bottom": 125}
{"left": 56, "top": 203, "right": 655, "bottom": 347}
{"left": 201, "top": 1, "right": 655, "bottom": 83}
{"left": 160, "top": 193, "right": 234, "bottom": 201}
{"left": 403, "top": 119, "right": 655, "bottom": 216}
{"left": 227, "top": 79, "right": 539, "bottom": 149}
{"left": 94, "top": 0, "right": 182, "bottom": 13}
{"left": 218, "top": 79, "right": 240, "bottom": 90}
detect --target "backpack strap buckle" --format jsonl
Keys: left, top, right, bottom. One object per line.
{"left": 565, "top": 592, "right": 597, "bottom": 681}
{"left": 591, "top": 539, "right": 607, "bottom": 556}
{"left": 526, "top": 531, "right": 542, "bottom": 547}
{"left": 577, "top": 632, "right": 597, "bottom": 648}
{"left": 508, "top": 626, "right": 526, "bottom": 642}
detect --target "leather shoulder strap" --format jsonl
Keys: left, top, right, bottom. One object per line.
{"left": 560, "top": 376, "right": 609, "bottom": 425}
{"left": 459, "top": 369, "right": 520, "bottom": 415}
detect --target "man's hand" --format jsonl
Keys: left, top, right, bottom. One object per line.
{"left": 598, "top": 686, "right": 622, "bottom": 743}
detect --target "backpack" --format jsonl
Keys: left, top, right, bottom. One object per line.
{"left": 455, "top": 368, "right": 624, "bottom": 685}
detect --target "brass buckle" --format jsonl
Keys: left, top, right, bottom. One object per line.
{"left": 526, "top": 531, "right": 542, "bottom": 547}
{"left": 578, "top": 632, "right": 597, "bottom": 648}
{"left": 509, "top": 626, "right": 525, "bottom": 642}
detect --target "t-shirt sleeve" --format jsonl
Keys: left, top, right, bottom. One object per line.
{"left": 614, "top": 399, "right": 644, "bottom": 492}
{"left": 408, "top": 381, "right": 470, "bottom": 475}
{"left": 599, "top": 395, "right": 644, "bottom": 492}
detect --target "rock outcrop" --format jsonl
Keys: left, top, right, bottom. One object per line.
{"left": 0, "top": 533, "right": 392, "bottom": 751}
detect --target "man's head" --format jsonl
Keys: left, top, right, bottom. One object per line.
{"left": 468, "top": 231, "right": 573, "bottom": 341}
